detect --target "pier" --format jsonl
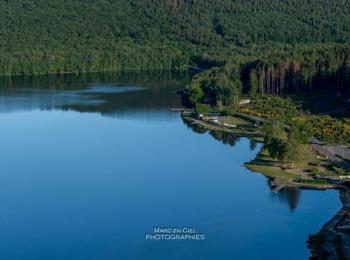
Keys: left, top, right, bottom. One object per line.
{"left": 170, "top": 108, "right": 193, "bottom": 112}
{"left": 271, "top": 184, "right": 286, "bottom": 193}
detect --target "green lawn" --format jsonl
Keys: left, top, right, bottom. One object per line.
{"left": 245, "top": 164, "right": 296, "bottom": 184}
{"left": 220, "top": 116, "right": 252, "bottom": 126}
{"left": 245, "top": 144, "right": 318, "bottom": 184}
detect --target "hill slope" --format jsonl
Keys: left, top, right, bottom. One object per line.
{"left": 0, "top": 0, "right": 349, "bottom": 75}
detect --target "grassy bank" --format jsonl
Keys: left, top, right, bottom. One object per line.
{"left": 245, "top": 148, "right": 340, "bottom": 189}
{"left": 182, "top": 115, "right": 264, "bottom": 142}
{"left": 183, "top": 112, "right": 346, "bottom": 189}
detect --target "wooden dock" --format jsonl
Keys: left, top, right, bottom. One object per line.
{"left": 170, "top": 108, "right": 192, "bottom": 112}
{"left": 272, "top": 184, "right": 286, "bottom": 193}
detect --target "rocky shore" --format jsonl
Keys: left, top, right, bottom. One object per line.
{"left": 308, "top": 188, "right": 350, "bottom": 259}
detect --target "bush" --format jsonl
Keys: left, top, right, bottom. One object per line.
{"left": 330, "top": 165, "right": 346, "bottom": 175}
{"left": 298, "top": 179, "right": 328, "bottom": 185}
{"left": 309, "top": 167, "right": 321, "bottom": 174}
{"left": 195, "top": 104, "right": 211, "bottom": 115}
{"left": 222, "top": 105, "right": 238, "bottom": 116}
{"left": 309, "top": 161, "right": 319, "bottom": 166}
{"left": 303, "top": 115, "right": 350, "bottom": 144}
{"left": 245, "top": 95, "right": 299, "bottom": 123}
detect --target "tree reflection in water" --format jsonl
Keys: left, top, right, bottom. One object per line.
{"left": 0, "top": 71, "right": 191, "bottom": 116}
{"left": 270, "top": 182, "right": 301, "bottom": 211}
{"left": 184, "top": 117, "right": 302, "bottom": 210}
{"left": 209, "top": 130, "right": 240, "bottom": 146}
{"left": 249, "top": 139, "right": 258, "bottom": 151}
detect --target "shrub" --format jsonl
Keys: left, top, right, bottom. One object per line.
{"left": 298, "top": 179, "right": 328, "bottom": 185}
{"left": 195, "top": 104, "right": 211, "bottom": 115}
{"left": 310, "top": 167, "right": 321, "bottom": 174}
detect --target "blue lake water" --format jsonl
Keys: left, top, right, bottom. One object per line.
{"left": 0, "top": 72, "right": 342, "bottom": 259}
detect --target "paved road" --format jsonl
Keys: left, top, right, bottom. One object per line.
{"left": 311, "top": 138, "right": 350, "bottom": 170}
{"left": 326, "top": 145, "right": 350, "bottom": 161}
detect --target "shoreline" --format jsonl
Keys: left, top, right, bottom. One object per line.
{"left": 182, "top": 112, "right": 350, "bottom": 258}
{"left": 308, "top": 188, "right": 350, "bottom": 259}
{"left": 183, "top": 113, "right": 348, "bottom": 190}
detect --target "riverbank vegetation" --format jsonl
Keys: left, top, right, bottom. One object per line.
{"left": 183, "top": 80, "right": 350, "bottom": 185}
{"left": 239, "top": 97, "right": 350, "bottom": 144}
{"left": 183, "top": 108, "right": 347, "bottom": 188}
{"left": 183, "top": 53, "right": 350, "bottom": 188}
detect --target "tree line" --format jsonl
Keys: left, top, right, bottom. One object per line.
{"left": 0, "top": 0, "right": 350, "bottom": 76}
{"left": 243, "top": 44, "right": 350, "bottom": 96}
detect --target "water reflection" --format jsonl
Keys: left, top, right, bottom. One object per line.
{"left": 0, "top": 72, "right": 342, "bottom": 259}
{"left": 182, "top": 116, "right": 209, "bottom": 134}
{"left": 270, "top": 185, "right": 301, "bottom": 211}
{"left": 249, "top": 139, "right": 258, "bottom": 151}
{"left": 182, "top": 117, "right": 241, "bottom": 145}
{"left": 183, "top": 116, "right": 303, "bottom": 211}
{"left": 0, "top": 71, "right": 191, "bottom": 118}
{"left": 209, "top": 130, "right": 240, "bottom": 146}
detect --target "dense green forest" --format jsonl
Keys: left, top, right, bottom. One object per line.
{"left": 0, "top": 0, "right": 350, "bottom": 76}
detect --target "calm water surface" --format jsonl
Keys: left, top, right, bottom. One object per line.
{"left": 0, "top": 72, "right": 341, "bottom": 260}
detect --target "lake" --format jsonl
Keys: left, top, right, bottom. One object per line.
{"left": 0, "top": 72, "right": 341, "bottom": 260}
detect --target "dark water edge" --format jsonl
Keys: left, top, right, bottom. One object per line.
{"left": 0, "top": 70, "right": 192, "bottom": 115}
{"left": 0, "top": 70, "right": 194, "bottom": 88}
{"left": 308, "top": 188, "right": 350, "bottom": 259}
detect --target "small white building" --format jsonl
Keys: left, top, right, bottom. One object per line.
{"left": 239, "top": 99, "right": 251, "bottom": 106}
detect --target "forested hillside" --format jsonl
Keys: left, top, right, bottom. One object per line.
{"left": 136, "top": 0, "right": 350, "bottom": 46}
{"left": 0, "top": 0, "right": 349, "bottom": 75}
